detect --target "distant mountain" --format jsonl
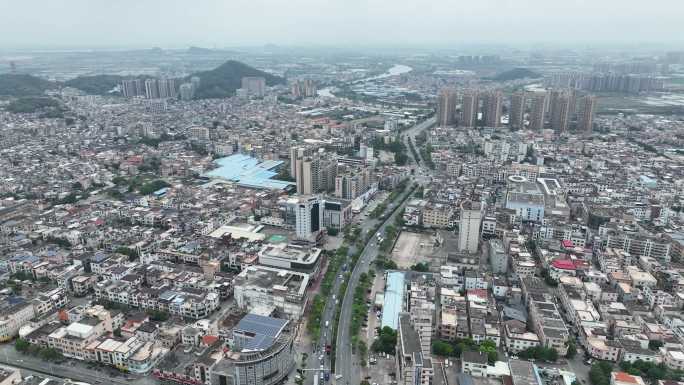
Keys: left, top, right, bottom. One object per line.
{"left": 0, "top": 73, "right": 125, "bottom": 97}
{"left": 1, "top": 59, "right": 284, "bottom": 99}
{"left": 189, "top": 60, "right": 285, "bottom": 99}
{"left": 0, "top": 74, "right": 57, "bottom": 96}
{"left": 64, "top": 74, "right": 126, "bottom": 95}
{"left": 187, "top": 46, "right": 214, "bottom": 54}
{"left": 490, "top": 68, "right": 542, "bottom": 81}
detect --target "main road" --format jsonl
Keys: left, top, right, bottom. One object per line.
{"left": 334, "top": 117, "right": 434, "bottom": 385}
{"left": 302, "top": 196, "right": 391, "bottom": 385}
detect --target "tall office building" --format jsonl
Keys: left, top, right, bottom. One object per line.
{"left": 461, "top": 90, "right": 479, "bottom": 128}
{"left": 436, "top": 88, "right": 457, "bottom": 127}
{"left": 295, "top": 195, "right": 323, "bottom": 242}
{"left": 144, "top": 79, "right": 159, "bottom": 99}
{"left": 483, "top": 91, "right": 503, "bottom": 128}
{"left": 529, "top": 92, "right": 548, "bottom": 131}
{"left": 577, "top": 95, "right": 596, "bottom": 133}
{"left": 550, "top": 90, "right": 572, "bottom": 134}
{"left": 509, "top": 92, "right": 526, "bottom": 130}
{"left": 458, "top": 200, "right": 482, "bottom": 253}
{"left": 242, "top": 76, "right": 266, "bottom": 97}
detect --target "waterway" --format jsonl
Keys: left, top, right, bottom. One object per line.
{"left": 317, "top": 64, "right": 413, "bottom": 97}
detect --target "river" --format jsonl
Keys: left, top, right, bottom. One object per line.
{"left": 317, "top": 64, "right": 413, "bottom": 97}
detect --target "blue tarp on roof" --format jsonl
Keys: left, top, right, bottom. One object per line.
{"left": 381, "top": 271, "right": 405, "bottom": 330}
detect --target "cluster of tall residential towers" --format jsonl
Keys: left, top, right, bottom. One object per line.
{"left": 436, "top": 88, "right": 596, "bottom": 134}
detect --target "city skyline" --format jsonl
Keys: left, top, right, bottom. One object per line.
{"left": 1, "top": 2, "right": 684, "bottom": 385}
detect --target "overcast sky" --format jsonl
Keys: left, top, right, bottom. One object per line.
{"left": 1, "top": 0, "right": 682, "bottom": 49}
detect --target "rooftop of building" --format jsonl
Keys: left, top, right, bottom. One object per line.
{"left": 234, "top": 265, "right": 309, "bottom": 297}
{"left": 509, "top": 359, "right": 538, "bottom": 385}
{"left": 258, "top": 242, "right": 322, "bottom": 264}
{"left": 463, "top": 350, "right": 488, "bottom": 364}
{"left": 398, "top": 313, "right": 425, "bottom": 365}
{"left": 203, "top": 153, "right": 293, "bottom": 190}
{"left": 234, "top": 313, "right": 289, "bottom": 352}
{"left": 382, "top": 271, "right": 406, "bottom": 330}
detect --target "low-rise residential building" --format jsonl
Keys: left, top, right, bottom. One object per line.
{"left": 611, "top": 372, "right": 647, "bottom": 385}
{"left": 664, "top": 350, "right": 684, "bottom": 371}
{"left": 462, "top": 351, "right": 489, "bottom": 377}
{"left": 529, "top": 300, "right": 569, "bottom": 355}
{"left": 0, "top": 298, "right": 36, "bottom": 342}
{"left": 503, "top": 320, "right": 540, "bottom": 353}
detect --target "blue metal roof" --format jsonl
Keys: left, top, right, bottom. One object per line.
{"left": 381, "top": 271, "right": 405, "bottom": 330}
{"left": 235, "top": 313, "right": 288, "bottom": 351}
{"left": 10, "top": 254, "right": 40, "bottom": 264}
{"left": 92, "top": 251, "right": 110, "bottom": 263}
{"left": 203, "top": 154, "right": 294, "bottom": 190}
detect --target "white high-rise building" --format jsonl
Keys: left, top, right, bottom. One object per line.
{"left": 295, "top": 195, "right": 323, "bottom": 242}
{"left": 459, "top": 200, "right": 482, "bottom": 253}
{"left": 144, "top": 79, "right": 159, "bottom": 99}
{"left": 158, "top": 79, "right": 170, "bottom": 98}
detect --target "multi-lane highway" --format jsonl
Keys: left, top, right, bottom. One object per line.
{"left": 303, "top": 199, "right": 386, "bottom": 385}
{"left": 333, "top": 186, "right": 414, "bottom": 385}
{"left": 333, "top": 117, "right": 435, "bottom": 385}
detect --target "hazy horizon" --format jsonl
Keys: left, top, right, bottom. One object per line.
{"left": 1, "top": 0, "right": 683, "bottom": 50}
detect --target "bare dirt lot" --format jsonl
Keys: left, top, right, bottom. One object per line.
{"left": 390, "top": 231, "right": 440, "bottom": 269}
